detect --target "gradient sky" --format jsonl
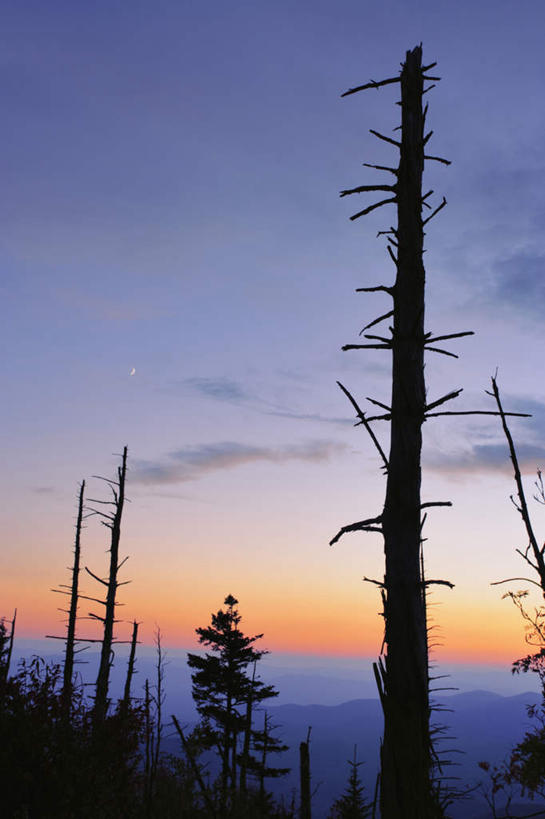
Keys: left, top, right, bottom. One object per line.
{"left": 3, "top": 0, "right": 545, "bottom": 672}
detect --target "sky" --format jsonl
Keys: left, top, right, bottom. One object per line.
{"left": 3, "top": 0, "right": 545, "bottom": 680}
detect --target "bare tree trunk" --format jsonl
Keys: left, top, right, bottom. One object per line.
{"left": 61, "top": 481, "right": 85, "bottom": 714}
{"left": 121, "top": 619, "right": 139, "bottom": 714}
{"left": 335, "top": 45, "right": 532, "bottom": 817}
{"left": 377, "top": 47, "right": 435, "bottom": 818}
{"left": 151, "top": 627, "right": 165, "bottom": 795}
{"left": 144, "top": 678, "right": 152, "bottom": 814}
{"left": 299, "top": 727, "right": 311, "bottom": 819}
{"left": 92, "top": 446, "right": 128, "bottom": 724}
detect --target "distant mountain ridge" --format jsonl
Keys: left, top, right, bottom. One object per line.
{"left": 162, "top": 689, "right": 544, "bottom": 818}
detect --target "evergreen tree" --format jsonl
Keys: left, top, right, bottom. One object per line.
{"left": 187, "top": 594, "right": 279, "bottom": 809}
{"left": 329, "top": 747, "right": 371, "bottom": 819}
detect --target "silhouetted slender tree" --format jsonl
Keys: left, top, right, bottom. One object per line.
{"left": 121, "top": 619, "right": 139, "bottom": 715}
{"left": 332, "top": 46, "right": 526, "bottom": 817}
{"left": 47, "top": 481, "right": 86, "bottom": 716}
{"left": 86, "top": 446, "right": 129, "bottom": 724}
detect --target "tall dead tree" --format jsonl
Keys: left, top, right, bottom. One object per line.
{"left": 47, "top": 481, "right": 87, "bottom": 715}
{"left": 332, "top": 46, "right": 528, "bottom": 818}
{"left": 86, "top": 446, "right": 130, "bottom": 724}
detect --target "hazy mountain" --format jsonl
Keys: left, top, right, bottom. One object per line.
{"left": 161, "top": 689, "right": 545, "bottom": 818}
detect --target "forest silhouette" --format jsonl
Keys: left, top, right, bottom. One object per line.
{"left": 4, "top": 45, "right": 545, "bottom": 819}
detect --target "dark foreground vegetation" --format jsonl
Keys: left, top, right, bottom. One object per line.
{"left": 0, "top": 582, "right": 373, "bottom": 817}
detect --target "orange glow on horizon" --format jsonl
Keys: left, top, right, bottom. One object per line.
{"left": 7, "top": 581, "right": 532, "bottom": 670}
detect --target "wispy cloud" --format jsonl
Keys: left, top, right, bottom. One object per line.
{"left": 426, "top": 441, "right": 545, "bottom": 477}
{"left": 182, "top": 376, "right": 351, "bottom": 426}
{"left": 184, "top": 377, "right": 250, "bottom": 403}
{"left": 489, "top": 252, "right": 545, "bottom": 318}
{"left": 132, "top": 440, "right": 348, "bottom": 486}
{"left": 425, "top": 395, "right": 545, "bottom": 476}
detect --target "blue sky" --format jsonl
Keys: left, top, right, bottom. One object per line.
{"left": 3, "top": 0, "right": 545, "bottom": 668}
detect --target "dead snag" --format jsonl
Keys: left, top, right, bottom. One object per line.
{"left": 47, "top": 481, "right": 86, "bottom": 717}
{"left": 336, "top": 47, "right": 450, "bottom": 818}
{"left": 87, "top": 446, "right": 129, "bottom": 724}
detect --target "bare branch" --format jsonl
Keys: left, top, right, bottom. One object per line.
{"left": 422, "top": 197, "right": 447, "bottom": 226}
{"left": 350, "top": 197, "right": 397, "bottom": 221}
{"left": 421, "top": 502, "right": 452, "bottom": 509}
{"left": 425, "top": 346, "right": 458, "bottom": 359}
{"left": 342, "top": 342, "right": 391, "bottom": 351}
{"left": 330, "top": 515, "right": 383, "bottom": 546}
{"left": 426, "top": 331, "right": 474, "bottom": 344}
{"left": 355, "top": 285, "right": 394, "bottom": 295}
{"left": 426, "top": 409, "right": 531, "bottom": 419}
{"left": 341, "top": 75, "right": 401, "bottom": 97}
{"left": 423, "top": 580, "right": 455, "bottom": 589}
{"left": 490, "top": 376, "right": 545, "bottom": 593}
{"left": 425, "top": 389, "right": 463, "bottom": 412}
{"left": 361, "top": 310, "right": 394, "bottom": 334}
{"left": 341, "top": 184, "right": 396, "bottom": 197}
{"left": 491, "top": 577, "right": 543, "bottom": 589}
{"left": 363, "top": 576, "right": 385, "bottom": 588}
{"left": 364, "top": 333, "right": 391, "bottom": 344}
{"left": 424, "top": 154, "right": 451, "bottom": 165}
{"left": 85, "top": 567, "right": 108, "bottom": 586}
{"left": 366, "top": 396, "right": 391, "bottom": 412}
{"left": 363, "top": 162, "right": 398, "bottom": 175}
{"left": 370, "top": 129, "right": 401, "bottom": 148}
{"left": 387, "top": 245, "right": 398, "bottom": 266}
{"left": 337, "top": 381, "right": 389, "bottom": 470}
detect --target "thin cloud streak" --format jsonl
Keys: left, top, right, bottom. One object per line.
{"left": 132, "top": 440, "right": 348, "bottom": 486}
{"left": 183, "top": 376, "right": 351, "bottom": 426}
{"left": 426, "top": 442, "right": 545, "bottom": 477}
